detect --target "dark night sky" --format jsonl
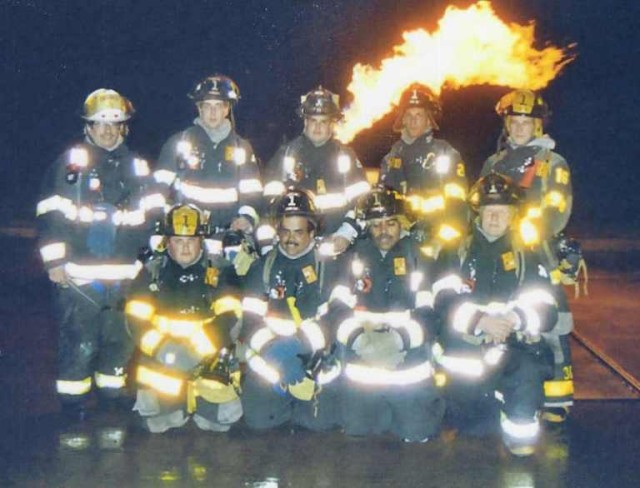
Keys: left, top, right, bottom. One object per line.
{"left": 2, "top": 0, "right": 639, "bottom": 236}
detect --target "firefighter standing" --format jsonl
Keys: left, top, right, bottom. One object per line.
{"left": 322, "top": 187, "right": 444, "bottom": 442}
{"left": 240, "top": 189, "right": 341, "bottom": 431}
{"left": 379, "top": 84, "right": 468, "bottom": 258}
{"left": 481, "top": 89, "right": 574, "bottom": 422}
{"left": 36, "top": 89, "right": 156, "bottom": 419}
{"left": 261, "top": 86, "right": 370, "bottom": 249}
{"left": 154, "top": 75, "right": 263, "bottom": 235}
{"left": 433, "top": 173, "right": 556, "bottom": 456}
{"left": 125, "top": 204, "right": 243, "bottom": 433}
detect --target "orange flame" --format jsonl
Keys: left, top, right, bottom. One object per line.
{"left": 335, "top": 1, "right": 576, "bottom": 143}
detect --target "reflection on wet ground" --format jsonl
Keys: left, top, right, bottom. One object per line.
{"left": 2, "top": 236, "right": 640, "bottom": 486}
{"left": 1, "top": 401, "right": 639, "bottom": 487}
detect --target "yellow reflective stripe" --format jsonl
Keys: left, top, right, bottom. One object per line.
{"left": 415, "top": 290, "right": 434, "bottom": 309}
{"left": 300, "top": 320, "right": 326, "bottom": 351}
{"left": 153, "top": 169, "right": 177, "bottom": 185}
{"left": 56, "top": 377, "right": 92, "bottom": 395}
{"left": 40, "top": 242, "right": 66, "bottom": 262}
{"left": 36, "top": 195, "right": 74, "bottom": 217}
{"left": 65, "top": 261, "right": 143, "bottom": 281}
{"left": 190, "top": 330, "right": 217, "bottom": 356}
{"left": 69, "top": 147, "right": 89, "bottom": 167}
{"left": 264, "top": 316, "right": 298, "bottom": 336}
{"left": 435, "top": 155, "right": 451, "bottom": 174}
{"left": 438, "top": 354, "right": 485, "bottom": 377}
{"left": 350, "top": 310, "right": 423, "bottom": 348}
{"left": 140, "top": 329, "right": 165, "bottom": 356}
{"left": 544, "top": 379, "right": 574, "bottom": 397}
{"left": 112, "top": 209, "right": 147, "bottom": 226}
{"left": 249, "top": 327, "right": 276, "bottom": 352}
{"left": 519, "top": 219, "right": 540, "bottom": 246}
{"left": 329, "top": 285, "right": 357, "bottom": 308}
{"left": 238, "top": 178, "right": 263, "bottom": 194}
{"left": 314, "top": 193, "right": 348, "bottom": 210}
{"left": 125, "top": 300, "right": 156, "bottom": 321}
{"left": 179, "top": 182, "right": 239, "bottom": 204}
{"left": 136, "top": 365, "right": 183, "bottom": 396}
{"left": 213, "top": 296, "right": 242, "bottom": 318}
{"left": 316, "top": 362, "right": 341, "bottom": 385}
{"left": 337, "top": 153, "right": 352, "bottom": 174}
{"left": 246, "top": 350, "right": 281, "bottom": 384}
{"left": 345, "top": 181, "right": 371, "bottom": 200}
{"left": 140, "top": 193, "right": 167, "bottom": 211}
{"left": 451, "top": 302, "right": 479, "bottom": 334}
{"left": 525, "top": 206, "right": 542, "bottom": 219}
{"left": 263, "top": 181, "right": 286, "bottom": 197}
{"left": 544, "top": 191, "right": 567, "bottom": 212}
{"left": 344, "top": 362, "right": 433, "bottom": 386}
{"left": 233, "top": 147, "right": 247, "bottom": 166}
{"left": 500, "top": 413, "right": 540, "bottom": 440}
{"left": 242, "top": 297, "right": 269, "bottom": 315}
{"left": 444, "top": 183, "right": 466, "bottom": 200}
{"left": 437, "top": 223, "right": 461, "bottom": 242}
{"left": 94, "top": 372, "right": 126, "bottom": 389}
{"left": 152, "top": 315, "right": 206, "bottom": 337}
{"left": 133, "top": 158, "right": 150, "bottom": 176}
{"left": 408, "top": 194, "right": 445, "bottom": 214}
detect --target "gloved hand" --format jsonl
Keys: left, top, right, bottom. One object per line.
{"left": 155, "top": 341, "right": 201, "bottom": 372}
{"left": 261, "top": 336, "right": 307, "bottom": 385}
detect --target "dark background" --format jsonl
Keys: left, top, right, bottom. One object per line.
{"left": 2, "top": 0, "right": 639, "bottom": 236}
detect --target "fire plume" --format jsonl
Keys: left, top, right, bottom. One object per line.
{"left": 335, "top": 1, "right": 575, "bottom": 143}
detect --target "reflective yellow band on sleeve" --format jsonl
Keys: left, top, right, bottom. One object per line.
{"left": 125, "top": 300, "right": 156, "bottom": 321}
{"left": 544, "top": 379, "right": 574, "bottom": 398}
{"left": 239, "top": 179, "right": 263, "bottom": 194}
{"left": 56, "top": 377, "right": 92, "bottom": 396}
{"left": 263, "top": 181, "right": 286, "bottom": 197}
{"left": 153, "top": 169, "right": 177, "bottom": 185}
{"left": 140, "top": 329, "right": 165, "bottom": 356}
{"left": 190, "top": 330, "right": 217, "bottom": 357}
{"left": 179, "top": 183, "right": 239, "bottom": 204}
{"left": 438, "top": 224, "right": 461, "bottom": 242}
{"left": 242, "top": 297, "right": 269, "bottom": 315}
{"left": 213, "top": 296, "right": 242, "bottom": 318}
{"left": 94, "top": 372, "right": 126, "bottom": 389}
{"left": 40, "top": 242, "right": 66, "bottom": 262}
{"left": 345, "top": 181, "right": 371, "bottom": 200}
{"left": 444, "top": 183, "right": 466, "bottom": 200}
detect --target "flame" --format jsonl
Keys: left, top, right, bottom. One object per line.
{"left": 335, "top": 1, "right": 576, "bottom": 143}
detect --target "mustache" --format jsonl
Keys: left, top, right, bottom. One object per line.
{"left": 376, "top": 234, "right": 393, "bottom": 240}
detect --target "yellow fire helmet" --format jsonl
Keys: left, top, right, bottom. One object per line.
{"left": 83, "top": 88, "right": 134, "bottom": 122}
{"left": 164, "top": 204, "right": 209, "bottom": 237}
{"left": 495, "top": 89, "right": 549, "bottom": 138}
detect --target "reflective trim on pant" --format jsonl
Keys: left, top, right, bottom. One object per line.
{"left": 57, "top": 377, "right": 92, "bottom": 396}
{"left": 94, "top": 372, "right": 127, "bottom": 389}
{"left": 54, "top": 284, "right": 134, "bottom": 395}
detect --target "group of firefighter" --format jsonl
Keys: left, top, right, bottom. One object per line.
{"left": 37, "top": 74, "right": 581, "bottom": 456}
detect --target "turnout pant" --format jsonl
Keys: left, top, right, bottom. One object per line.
{"left": 241, "top": 372, "right": 339, "bottom": 431}
{"left": 54, "top": 282, "right": 133, "bottom": 403}
{"left": 340, "top": 379, "right": 444, "bottom": 442}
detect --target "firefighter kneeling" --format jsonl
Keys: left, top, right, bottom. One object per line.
{"left": 321, "top": 187, "right": 444, "bottom": 442}
{"left": 240, "top": 189, "right": 341, "bottom": 431}
{"left": 125, "top": 204, "right": 243, "bottom": 433}
{"left": 433, "top": 173, "right": 556, "bottom": 456}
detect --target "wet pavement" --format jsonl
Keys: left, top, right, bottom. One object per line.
{"left": 2, "top": 232, "right": 640, "bottom": 487}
